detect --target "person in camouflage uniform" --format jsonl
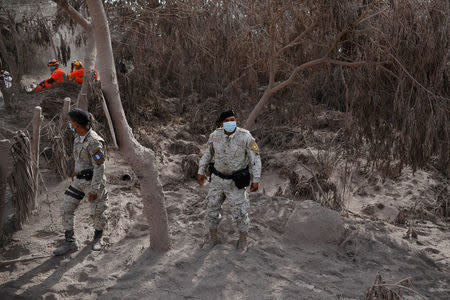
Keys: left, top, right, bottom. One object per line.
{"left": 198, "top": 109, "right": 262, "bottom": 252}
{"left": 54, "top": 109, "right": 108, "bottom": 256}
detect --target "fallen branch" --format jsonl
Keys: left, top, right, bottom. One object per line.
{"left": 0, "top": 254, "right": 52, "bottom": 266}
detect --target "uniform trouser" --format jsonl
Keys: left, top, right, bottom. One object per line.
{"left": 206, "top": 174, "right": 250, "bottom": 233}
{"left": 60, "top": 177, "right": 108, "bottom": 231}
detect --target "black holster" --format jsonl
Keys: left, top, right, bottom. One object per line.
{"left": 64, "top": 185, "right": 85, "bottom": 200}
{"left": 76, "top": 169, "right": 93, "bottom": 181}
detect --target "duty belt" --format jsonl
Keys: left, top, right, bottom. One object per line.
{"left": 76, "top": 169, "right": 93, "bottom": 181}
{"left": 209, "top": 163, "right": 234, "bottom": 180}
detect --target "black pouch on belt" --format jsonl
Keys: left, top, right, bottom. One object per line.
{"left": 232, "top": 166, "right": 251, "bottom": 189}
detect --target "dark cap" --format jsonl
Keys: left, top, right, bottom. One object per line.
{"left": 218, "top": 109, "right": 236, "bottom": 124}
{"left": 68, "top": 109, "right": 90, "bottom": 126}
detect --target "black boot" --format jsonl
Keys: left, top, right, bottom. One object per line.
{"left": 53, "top": 230, "right": 79, "bottom": 256}
{"left": 92, "top": 229, "right": 103, "bottom": 251}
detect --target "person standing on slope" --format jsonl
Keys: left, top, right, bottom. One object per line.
{"left": 197, "top": 109, "right": 262, "bottom": 252}
{"left": 53, "top": 109, "right": 108, "bottom": 256}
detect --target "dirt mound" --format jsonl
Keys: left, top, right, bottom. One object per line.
{"left": 36, "top": 83, "right": 79, "bottom": 118}
{"left": 283, "top": 200, "right": 345, "bottom": 245}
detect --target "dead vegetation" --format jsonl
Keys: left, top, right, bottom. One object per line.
{"left": 7, "top": 131, "right": 36, "bottom": 230}
{"left": 365, "top": 273, "right": 424, "bottom": 300}
{"left": 99, "top": 0, "right": 449, "bottom": 181}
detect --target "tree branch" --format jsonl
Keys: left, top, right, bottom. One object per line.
{"left": 52, "top": 0, "right": 91, "bottom": 30}
{"left": 272, "top": 58, "right": 366, "bottom": 95}
{"left": 275, "top": 20, "right": 317, "bottom": 57}
{"left": 389, "top": 54, "right": 449, "bottom": 101}
{"left": 271, "top": 57, "right": 327, "bottom": 94}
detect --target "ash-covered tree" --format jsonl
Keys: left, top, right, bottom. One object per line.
{"left": 55, "top": 0, "right": 171, "bottom": 250}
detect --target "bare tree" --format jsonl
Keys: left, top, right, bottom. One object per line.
{"left": 86, "top": 0, "right": 170, "bottom": 250}
{"left": 243, "top": 1, "right": 380, "bottom": 129}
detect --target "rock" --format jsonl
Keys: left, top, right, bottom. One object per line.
{"left": 283, "top": 200, "right": 345, "bottom": 245}
{"left": 361, "top": 204, "right": 375, "bottom": 216}
{"left": 181, "top": 154, "right": 199, "bottom": 179}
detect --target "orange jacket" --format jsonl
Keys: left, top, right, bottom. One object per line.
{"left": 68, "top": 68, "right": 84, "bottom": 84}
{"left": 33, "top": 67, "right": 66, "bottom": 92}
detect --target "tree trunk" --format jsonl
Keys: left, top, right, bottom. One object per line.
{"left": 86, "top": 0, "right": 170, "bottom": 250}
{"left": 244, "top": 88, "right": 274, "bottom": 130}
{"left": 77, "top": 28, "right": 96, "bottom": 110}
{"left": 0, "top": 139, "right": 12, "bottom": 238}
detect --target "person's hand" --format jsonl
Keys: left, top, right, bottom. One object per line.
{"left": 250, "top": 183, "right": 259, "bottom": 192}
{"left": 88, "top": 193, "right": 98, "bottom": 202}
{"left": 71, "top": 172, "right": 76, "bottom": 181}
{"left": 197, "top": 174, "right": 206, "bottom": 186}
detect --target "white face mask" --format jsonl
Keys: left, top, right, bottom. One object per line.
{"left": 223, "top": 121, "right": 237, "bottom": 133}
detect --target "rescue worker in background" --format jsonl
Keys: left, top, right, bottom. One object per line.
{"left": 68, "top": 60, "right": 84, "bottom": 84}
{"left": 33, "top": 59, "right": 66, "bottom": 92}
{"left": 53, "top": 109, "right": 108, "bottom": 256}
{"left": 197, "top": 109, "right": 262, "bottom": 252}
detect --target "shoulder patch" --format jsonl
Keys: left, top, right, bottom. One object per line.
{"left": 92, "top": 149, "right": 105, "bottom": 165}
{"left": 250, "top": 140, "right": 259, "bottom": 153}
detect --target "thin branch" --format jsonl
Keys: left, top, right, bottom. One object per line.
{"left": 325, "top": 59, "right": 367, "bottom": 67}
{"left": 275, "top": 20, "right": 317, "bottom": 57}
{"left": 271, "top": 58, "right": 366, "bottom": 95}
{"left": 52, "top": 0, "right": 91, "bottom": 30}
{"left": 271, "top": 57, "right": 327, "bottom": 94}
{"left": 356, "top": 7, "right": 388, "bottom": 26}
{"left": 325, "top": 30, "right": 347, "bottom": 57}
{"left": 389, "top": 54, "right": 450, "bottom": 101}
{"left": 373, "top": 284, "right": 427, "bottom": 298}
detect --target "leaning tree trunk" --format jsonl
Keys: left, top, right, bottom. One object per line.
{"left": 77, "top": 28, "right": 96, "bottom": 110}
{"left": 86, "top": 0, "right": 170, "bottom": 250}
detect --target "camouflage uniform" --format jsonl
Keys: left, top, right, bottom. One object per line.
{"left": 61, "top": 129, "right": 108, "bottom": 231}
{"left": 198, "top": 127, "right": 261, "bottom": 233}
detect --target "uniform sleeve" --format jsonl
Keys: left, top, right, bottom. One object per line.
{"left": 246, "top": 135, "right": 262, "bottom": 183}
{"left": 88, "top": 138, "right": 106, "bottom": 195}
{"left": 198, "top": 134, "right": 214, "bottom": 175}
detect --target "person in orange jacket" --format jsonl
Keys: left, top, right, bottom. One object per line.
{"left": 33, "top": 59, "right": 66, "bottom": 92}
{"left": 68, "top": 60, "right": 84, "bottom": 84}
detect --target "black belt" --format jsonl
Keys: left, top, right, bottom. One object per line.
{"left": 64, "top": 185, "right": 85, "bottom": 200}
{"left": 208, "top": 164, "right": 235, "bottom": 180}
{"left": 76, "top": 169, "right": 93, "bottom": 181}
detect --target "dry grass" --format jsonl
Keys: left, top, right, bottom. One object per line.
{"left": 7, "top": 131, "right": 36, "bottom": 230}
{"left": 365, "top": 273, "right": 424, "bottom": 300}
